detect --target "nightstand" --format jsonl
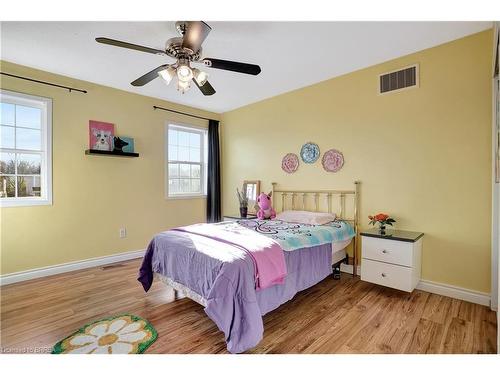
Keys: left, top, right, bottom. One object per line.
{"left": 360, "top": 229, "right": 423, "bottom": 292}
{"left": 223, "top": 214, "right": 257, "bottom": 222}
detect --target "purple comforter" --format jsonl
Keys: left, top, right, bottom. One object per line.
{"left": 138, "top": 225, "right": 332, "bottom": 353}
{"left": 173, "top": 223, "right": 287, "bottom": 290}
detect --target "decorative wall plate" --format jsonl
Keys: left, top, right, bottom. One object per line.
{"left": 322, "top": 149, "right": 344, "bottom": 172}
{"left": 300, "top": 142, "right": 320, "bottom": 164}
{"left": 281, "top": 153, "right": 299, "bottom": 173}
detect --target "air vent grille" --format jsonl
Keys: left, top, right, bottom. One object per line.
{"left": 379, "top": 65, "right": 418, "bottom": 94}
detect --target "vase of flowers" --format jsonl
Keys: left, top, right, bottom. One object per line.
{"left": 368, "top": 213, "right": 396, "bottom": 235}
{"left": 236, "top": 187, "right": 248, "bottom": 218}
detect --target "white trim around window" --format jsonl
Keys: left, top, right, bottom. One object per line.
{"left": 0, "top": 89, "right": 53, "bottom": 207}
{"left": 164, "top": 122, "right": 208, "bottom": 200}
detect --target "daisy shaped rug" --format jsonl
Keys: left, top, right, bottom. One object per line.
{"left": 52, "top": 314, "right": 157, "bottom": 354}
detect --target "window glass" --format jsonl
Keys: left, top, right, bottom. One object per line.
{"left": 0, "top": 176, "right": 15, "bottom": 197}
{"left": 166, "top": 125, "right": 207, "bottom": 197}
{"left": 16, "top": 128, "right": 41, "bottom": 150}
{"left": 0, "top": 103, "right": 15, "bottom": 126}
{"left": 17, "top": 153, "right": 41, "bottom": 174}
{"left": 0, "top": 152, "right": 15, "bottom": 174}
{"left": 0, "top": 126, "right": 15, "bottom": 148}
{"left": 0, "top": 91, "right": 51, "bottom": 206}
{"left": 16, "top": 105, "right": 41, "bottom": 129}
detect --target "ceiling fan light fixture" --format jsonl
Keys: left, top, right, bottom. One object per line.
{"left": 193, "top": 68, "right": 209, "bottom": 86}
{"left": 177, "top": 63, "right": 193, "bottom": 82}
{"left": 97, "top": 21, "right": 261, "bottom": 97}
{"left": 158, "top": 66, "right": 176, "bottom": 85}
{"left": 177, "top": 79, "right": 191, "bottom": 94}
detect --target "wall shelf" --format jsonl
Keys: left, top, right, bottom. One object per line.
{"left": 85, "top": 149, "right": 139, "bottom": 157}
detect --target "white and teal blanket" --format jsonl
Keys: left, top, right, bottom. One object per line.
{"left": 234, "top": 219, "right": 355, "bottom": 252}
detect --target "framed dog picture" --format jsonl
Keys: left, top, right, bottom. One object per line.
{"left": 89, "top": 120, "right": 114, "bottom": 151}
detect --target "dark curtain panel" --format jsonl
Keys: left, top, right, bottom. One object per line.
{"left": 206, "top": 119, "right": 221, "bottom": 222}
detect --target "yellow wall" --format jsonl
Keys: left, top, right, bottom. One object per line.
{"left": 0, "top": 60, "right": 219, "bottom": 275}
{"left": 221, "top": 30, "right": 493, "bottom": 293}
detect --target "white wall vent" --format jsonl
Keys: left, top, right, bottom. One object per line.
{"left": 379, "top": 64, "right": 419, "bottom": 94}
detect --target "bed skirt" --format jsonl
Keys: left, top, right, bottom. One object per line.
{"left": 157, "top": 274, "right": 207, "bottom": 306}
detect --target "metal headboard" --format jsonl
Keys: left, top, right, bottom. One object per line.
{"left": 271, "top": 181, "right": 360, "bottom": 276}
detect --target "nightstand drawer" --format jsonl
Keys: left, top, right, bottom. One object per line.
{"left": 362, "top": 236, "right": 413, "bottom": 267}
{"left": 361, "top": 259, "right": 413, "bottom": 292}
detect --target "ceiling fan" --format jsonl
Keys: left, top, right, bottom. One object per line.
{"left": 95, "top": 21, "right": 261, "bottom": 96}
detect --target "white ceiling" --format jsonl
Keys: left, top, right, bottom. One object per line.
{"left": 0, "top": 21, "right": 492, "bottom": 113}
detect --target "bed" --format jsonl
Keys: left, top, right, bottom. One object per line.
{"left": 138, "top": 182, "right": 360, "bottom": 353}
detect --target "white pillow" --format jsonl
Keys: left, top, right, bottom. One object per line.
{"left": 275, "top": 210, "right": 336, "bottom": 225}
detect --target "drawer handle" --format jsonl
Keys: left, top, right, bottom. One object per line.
{"left": 381, "top": 273, "right": 387, "bottom": 277}
{"left": 381, "top": 249, "right": 387, "bottom": 254}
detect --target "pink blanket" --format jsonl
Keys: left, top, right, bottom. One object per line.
{"left": 172, "top": 221, "right": 287, "bottom": 290}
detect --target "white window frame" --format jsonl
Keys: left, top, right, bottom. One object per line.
{"left": 165, "top": 122, "right": 208, "bottom": 199}
{"left": 0, "top": 89, "right": 52, "bottom": 207}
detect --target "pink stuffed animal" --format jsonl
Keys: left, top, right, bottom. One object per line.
{"left": 257, "top": 191, "right": 276, "bottom": 220}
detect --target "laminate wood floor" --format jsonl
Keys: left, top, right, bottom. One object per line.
{"left": 0, "top": 259, "right": 496, "bottom": 354}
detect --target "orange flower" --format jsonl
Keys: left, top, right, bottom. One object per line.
{"left": 374, "top": 213, "right": 389, "bottom": 222}
{"left": 368, "top": 215, "right": 373, "bottom": 220}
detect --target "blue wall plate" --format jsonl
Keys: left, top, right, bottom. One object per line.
{"left": 300, "top": 142, "right": 320, "bottom": 163}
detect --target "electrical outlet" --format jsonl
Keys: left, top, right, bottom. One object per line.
{"left": 119, "top": 228, "right": 127, "bottom": 238}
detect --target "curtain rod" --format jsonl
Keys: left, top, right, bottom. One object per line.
{"left": 0, "top": 72, "right": 87, "bottom": 94}
{"left": 153, "top": 105, "right": 214, "bottom": 121}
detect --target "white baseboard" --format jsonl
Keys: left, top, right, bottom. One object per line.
{"left": 340, "top": 263, "right": 361, "bottom": 275}
{"left": 416, "top": 279, "right": 490, "bottom": 307}
{"left": 340, "top": 264, "right": 491, "bottom": 307}
{"left": 0, "top": 249, "right": 146, "bottom": 286}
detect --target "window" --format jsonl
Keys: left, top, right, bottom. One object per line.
{"left": 0, "top": 90, "right": 52, "bottom": 207}
{"left": 166, "top": 123, "right": 207, "bottom": 198}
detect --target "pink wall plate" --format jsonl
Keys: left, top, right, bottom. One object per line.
{"left": 282, "top": 153, "right": 299, "bottom": 173}
{"left": 322, "top": 149, "right": 344, "bottom": 172}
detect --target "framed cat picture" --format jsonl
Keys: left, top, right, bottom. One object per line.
{"left": 89, "top": 120, "right": 114, "bottom": 151}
